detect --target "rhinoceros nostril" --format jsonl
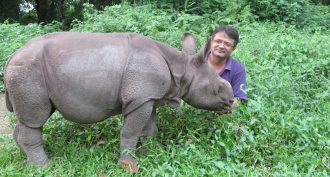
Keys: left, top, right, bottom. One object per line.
{"left": 220, "top": 98, "right": 232, "bottom": 107}
{"left": 229, "top": 99, "right": 234, "bottom": 105}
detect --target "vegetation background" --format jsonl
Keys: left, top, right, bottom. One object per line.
{"left": 0, "top": 0, "right": 329, "bottom": 176}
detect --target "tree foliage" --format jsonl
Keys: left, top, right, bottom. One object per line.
{"left": 0, "top": 0, "right": 21, "bottom": 22}
{"left": 0, "top": 0, "right": 329, "bottom": 30}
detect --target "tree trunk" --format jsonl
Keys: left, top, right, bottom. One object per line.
{"left": 0, "top": 0, "right": 20, "bottom": 22}
{"left": 60, "top": 0, "right": 65, "bottom": 20}
{"left": 36, "top": 0, "right": 48, "bottom": 23}
{"left": 48, "top": 0, "right": 57, "bottom": 21}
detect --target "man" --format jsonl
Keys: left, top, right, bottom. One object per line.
{"left": 206, "top": 26, "right": 247, "bottom": 114}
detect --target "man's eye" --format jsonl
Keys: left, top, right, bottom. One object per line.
{"left": 214, "top": 40, "right": 233, "bottom": 47}
{"left": 224, "top": 42, "right": 231, "bottom": 46}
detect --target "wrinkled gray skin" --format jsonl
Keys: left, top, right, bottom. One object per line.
{"left": 4, "top": 32, "right": 234, "bottom": 167}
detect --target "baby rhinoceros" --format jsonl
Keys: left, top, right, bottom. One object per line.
{"left": 4, "top": 32, "right": 234, "bottom": 173}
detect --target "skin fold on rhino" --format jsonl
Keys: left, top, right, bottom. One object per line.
{"left": 4, "top": 32, "right": 234, "bottom": 173}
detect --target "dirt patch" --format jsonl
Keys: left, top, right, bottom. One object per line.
{"left": 0, "top": 93, "right": 12, "bottom": 136}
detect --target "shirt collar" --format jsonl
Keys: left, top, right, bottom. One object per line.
{"left": 224, "top": 57, "right": 232, "bottom": 71}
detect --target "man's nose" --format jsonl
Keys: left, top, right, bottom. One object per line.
{"left": 218, "top": 42, "right": 226, "bottom": 48}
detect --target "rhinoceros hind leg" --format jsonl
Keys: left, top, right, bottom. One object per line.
{"left": 14, "top": 122, "right": 50, "bottom": 167}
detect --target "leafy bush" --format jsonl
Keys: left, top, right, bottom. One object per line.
{"left": 302, "top": 4, "right": 330, "bottom": 30}
{"left": 248, "top": 0, "right": 309, "bottom": 24}
{"left": 160, "top": 0, "right": 329, "bottom": 30}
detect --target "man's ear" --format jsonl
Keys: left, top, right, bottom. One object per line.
{"left": 232, "top": 45, "right": 236, "bottom": 51}
{"left": 194, "top": 36, "right": 211, "bottom": 67}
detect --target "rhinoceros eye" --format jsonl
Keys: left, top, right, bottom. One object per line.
{"left": 218, "top": 86, "right": 224, "bottom": 95}
{"left": 213, "top": 86, "right": 222, "bottom": 96}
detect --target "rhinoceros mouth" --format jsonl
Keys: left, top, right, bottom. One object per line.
{"left": 216, "top": 98, "right": 234, "bottom": 110}
{"left": 220, "top": 102, "right": 231, "bottom": 110}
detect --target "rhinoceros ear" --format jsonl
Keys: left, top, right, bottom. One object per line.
{"left": 182, "top": 33, "right": 196, "bottom": 55}
{"left": 194, "top": 36, "right": 211, "bottom": 67}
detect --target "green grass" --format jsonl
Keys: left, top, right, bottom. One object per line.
{"left": 1, "top": 103, "right": 328, "bottom": 176}
{"left": 0, "top": 4, "right": 329, "bottom": 176}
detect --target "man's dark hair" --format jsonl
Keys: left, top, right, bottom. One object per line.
{"left": 211, "top": 25, "right": 239, "bottom": 48}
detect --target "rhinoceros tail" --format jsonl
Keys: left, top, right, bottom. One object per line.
{"left": 4, "top": 53, "right": 14, "bottom": 112}
{"left": 5, "top": 89, "right": 13, "bottom": 112}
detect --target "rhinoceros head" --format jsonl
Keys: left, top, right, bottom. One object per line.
{"left": 180, "top": 33, "right": 234, "bottom": 111}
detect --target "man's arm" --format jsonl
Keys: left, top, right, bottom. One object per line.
{"left": 231, "top": 66, "right": 248, "bottom": 101}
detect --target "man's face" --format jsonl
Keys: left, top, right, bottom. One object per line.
{"left": 210, "top": 31, "right": 235, "bottom": 60}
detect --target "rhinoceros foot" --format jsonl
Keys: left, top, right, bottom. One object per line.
{"left": 118, "top": 159, "right": 139, "bottom": 173}
{"left": 29, "top": 158, "right": 51, "bottom": 168}
{"left": 13, "top": 123, "right": 51, "bottom": 168}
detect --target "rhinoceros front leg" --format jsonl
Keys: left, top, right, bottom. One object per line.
{"left": 119, "top": 101, "right": 154, "bottom": 173}
{"left": 13, "top": 122, "right": 50, "bottom": 167}
{"left": 138, "top": 106, "right": 158, "bottom": 155}
{"left": 141, "top": 106, "right": 158, "bottom": 137}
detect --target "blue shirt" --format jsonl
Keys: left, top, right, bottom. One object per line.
{"left": 219, "top": 57, "right": 248, "bottom": 101}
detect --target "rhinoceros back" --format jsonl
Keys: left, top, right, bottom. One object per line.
{"left": 42, "top": 32, "right": 134, "bottom": 122}
{"left": 6, "top": 32, "right": 137, "bottom": 123}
